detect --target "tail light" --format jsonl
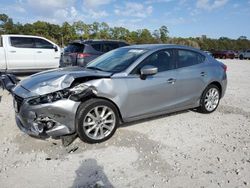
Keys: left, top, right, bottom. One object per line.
{"left": 77, "top": 53, "right": 90, "bottom": 59}
{"left": 222, "top": 64, "right": 227, "bottom": 72}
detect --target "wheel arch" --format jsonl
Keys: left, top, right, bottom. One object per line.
{"left": 94, "top": 96, "right": 124, "bottom": 123}
{"left": 207, "top": 81, "right": 222, "bottom": 98}
{"left": 76, "top": 96, "right": 124, "bottom": 124}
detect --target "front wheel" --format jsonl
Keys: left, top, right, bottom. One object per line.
{"left": 198, "top": 85, "right": 220, "bottom": 113}
{"left": 76, "top": 99, "right": 119, "bottom": 143}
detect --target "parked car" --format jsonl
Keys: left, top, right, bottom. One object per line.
{"left": 2, "top": 44, "right": 227, "bottom": 144}
{"left": 204, "top": 50, "right": 212, "bottom": 56}
{"left": 234, "top": 50, "right": 239, "bottom": 58}
{"left": 60, "top": 40, "right": 129, "bottom": 67}
{"left": 0, "top": 35, "right": 60, "bottom": 73}
{"left": 239, "top": 49, "right": 250, "bottom": 60}
{"left": 212, "top": 50, "right": 235, "bottom": 59}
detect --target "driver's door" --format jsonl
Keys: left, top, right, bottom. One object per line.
{"left": 124, "top": 49, "right": 178, "bottom": 119}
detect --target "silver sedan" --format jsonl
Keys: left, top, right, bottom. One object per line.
{"left": 10, "top": 44, "right": 227, "bottom": 143}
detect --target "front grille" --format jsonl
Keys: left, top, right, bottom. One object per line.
{"left": 14, "top": 94, "right": 24, "bottom": 112}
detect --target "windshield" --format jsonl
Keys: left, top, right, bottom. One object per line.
{"left": 87, "top": 48, "right": 147, "bottom": 73}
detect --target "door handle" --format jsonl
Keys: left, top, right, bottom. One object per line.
{"left": 200, "top": 72, "right": 207, "bottom": 77}
{"left": 37, "top": 51, "right": 42, "bottom": 53}
{"left": 9, "top": 51, "right": 16, "bottom": 53}
{"left": 167, "top": 78, "right": 176, "bottom": 84}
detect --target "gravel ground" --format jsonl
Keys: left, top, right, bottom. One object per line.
{"left": 0, "top": 59, "right": 250, "bottom": 188}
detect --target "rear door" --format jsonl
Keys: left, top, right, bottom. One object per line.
{"left": 6, "top": 37, "right": 36, "bottom": 70}
{"left": 175, "top": 49, "right": 207, "bottom": 107}
{"left": 34, "top": 38, "right": 60, "bottom": 69}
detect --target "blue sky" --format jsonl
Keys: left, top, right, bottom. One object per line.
{"left": 1, "top": 0, "right": 250, "bottom": 39}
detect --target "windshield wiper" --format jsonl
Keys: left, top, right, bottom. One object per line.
{"left": 87, "top": 66, "right": 104, "bottom": 71}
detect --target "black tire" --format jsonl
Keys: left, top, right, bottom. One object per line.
{"left": 76, "top": 98, "right": 119, "bottom": 143}
{"left": 239, "top": 55, "right": 244, "bottom": 60}
{"left": 198, "top": 84, "right": 221, "bottom": 114}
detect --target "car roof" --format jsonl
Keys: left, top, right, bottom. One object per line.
{"left": 2, "top": 34, "right": 44, "bottom": 38}
{"left": 69, "top": 39, "right": 128, "bottom": 45}
{"left": 124, "top": 44, "right": 200, "bottom": 51}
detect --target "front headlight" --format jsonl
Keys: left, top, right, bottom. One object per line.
{"left": 28, "top": 83, "right": 91, "bottom": 105}
{"left": 28, "top": 90, "right": 70, "bottom": 105}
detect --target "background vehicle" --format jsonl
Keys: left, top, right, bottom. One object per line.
{"left": 212, "top": 50, "right": 235, "bottom": 59}
{"left": 60, "top": 40, "right": 129, "bottom": 67}
{"left": 7, "top": 44, "right": 227, "bottom": 144}
{"left": 239, "top": 50, "right": 250, "bottom": 60}
{"left": 234, "top": 50, "right": 239, "bottom": 58}
{"left": 0, "top": 35, "right": 60, "bottom": 73}
{"left": 204, "top": 50, "right": 212, "bottom": 56}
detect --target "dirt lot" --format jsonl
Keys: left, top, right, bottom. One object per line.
{"left": 0, "top": 59, "right": 250, "bottom": 188}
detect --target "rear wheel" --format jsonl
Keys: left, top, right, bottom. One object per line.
{"left": 239, "top": 55, "right": 244, "bottom": 60}
{"left": 198, "top": 84, "right": 220, "bottom": 113}
{"left": 76, "top": 99, "right": 119, "bottom": 143}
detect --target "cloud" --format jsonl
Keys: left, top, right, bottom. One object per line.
{"left": 26, "top": 0, "right": 74, "bottom": 10}
{"left": 114, "top": 2, "right": 153, "bottom": 18}
{"left": 145, "top": 0, "right": 173, "bottom": 4}
{"left": 84, "top": 9, "right": 109, "bottom": 19}
{"left": 83, "top": 0, "right": 112, "bottom": 8}
{"left": 196, "top": 0, "right": 228, "bottom": 10}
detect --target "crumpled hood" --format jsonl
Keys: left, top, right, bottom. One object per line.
{"left": 15, "top": 67, "right": 112, "bottom": 96}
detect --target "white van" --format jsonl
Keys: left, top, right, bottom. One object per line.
{"left": 0, "top": 34, "right": 60, "bottom": 73}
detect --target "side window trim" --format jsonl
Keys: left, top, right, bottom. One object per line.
{"left": 34, "top": 38, "right": 54, "bottom": 49}
{"left": 130, "top": 48, "right": 176, "bottom": 75}
{"left": 10, "top": 37, "right": 35, "bottom": 48}
{"left": 175, "top": 48, "right": 206, "bottom": 69}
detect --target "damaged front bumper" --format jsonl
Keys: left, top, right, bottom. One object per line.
{"left": 14, "top": 95, "right": 81, "bottom": 138}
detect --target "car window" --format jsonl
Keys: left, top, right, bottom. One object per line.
{"left": 102, "top": 43, "right": 119, "bottom": 53}
{"left": 177, "top": 49, "right": 205, "bottom": 68}
{"left": 131, "top": 49, "right": 175, "bottom": 74}
{"left": 247, "top": 50, "right": 250, "bottom": 53}
{"left": 10, "top": 37, "right": 34, "bottom": 48}
{"left": 35, "top": 38, "right": 54, "bottom": 49}
{"left": 119, "top": 42, "right": 128, "bottom": 47}
{"left": 91, "top": 44, "right": 101, "bottom": 52}
{"left": 64, "top": 43, "right": 84, "bottom": 53}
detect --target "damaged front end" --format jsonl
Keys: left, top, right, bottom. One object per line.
{"left": 14, "top": 82, "right": 98, "bottom": 139}
{"left": 2, "top": 67, "right": 111, "bottom": 141}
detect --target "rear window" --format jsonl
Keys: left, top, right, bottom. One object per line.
{"left": 10, "top": 37, "right": 34, "bottom": 48}
{"left": 64, "top": 43, "right": 84, "bottom": 53}
{"left": 91, "top": 44, "right": 101, "bottom": 51}
{"left": 102, "top": 43, "right": 120, "bottom": 53}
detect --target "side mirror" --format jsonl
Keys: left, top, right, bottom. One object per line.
{"left": 140, "top": 65, "right": 158, "bottom": 76}
{"left": 54, "top": 45, "right": 58, "bottom": 52}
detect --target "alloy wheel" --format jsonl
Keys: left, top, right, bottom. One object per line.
{"left": 204, "top": 88, "right": 220, "bottom": 112}
{"left": 83, "top": 106, "right": 116, "bottom": 140}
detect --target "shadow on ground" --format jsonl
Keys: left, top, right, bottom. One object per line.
{"left": 71, "top": 158, "right": 113, "bottom": 188}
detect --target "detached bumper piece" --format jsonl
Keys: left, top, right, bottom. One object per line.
{"left": 0, "top": 73, "right": 19, "bottom": 92}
